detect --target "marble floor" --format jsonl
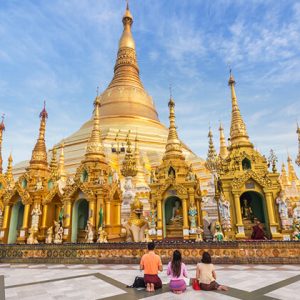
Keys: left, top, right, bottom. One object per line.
{"left": 0, "top": 263, "right": 299, "bottom": 300}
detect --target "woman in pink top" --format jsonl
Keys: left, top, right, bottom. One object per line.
{"left": 167, "top": 250, "right": 188, "bottom": 294}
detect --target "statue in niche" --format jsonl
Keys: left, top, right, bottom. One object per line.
{"left": 168, "top": 167, "right": 175, "bottom": 179}
{"left": 150, "top": 169, "right": 158, "bottom": 183}
{"left": 186, "top": 164, "right": 196, "bottom": 181}
{"left": 213, "top": 221, "right": 224, "bottom": 242}
{"left": 27, "top": 228, "right": 38, "bottom": 244}
{"left": 35, "top": 177, "right": 43, "bottom": 191}
{"left": 219, "top": 199, "right": 232, "bottom": 231}
{"left": 241, "top": 198, "right": 254, "bottom": 221}
{"left": 95, "top": 170, "right": 105, "bottom": 185}
{"left": 168, "top": 199, "right": 183, "bottom": 225}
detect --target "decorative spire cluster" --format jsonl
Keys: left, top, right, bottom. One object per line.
{"left": 58, "top": 143, "right": 67, "bottom": 180}
{"left": 280, "top": 163, "right": 290, "bottom": 186}
{"left": 29, "top": 102, "right": 48, "bottom": 171}
{"left": 121, "top": 133, "right": 137, "bottom": 177}
{"left": 287, "top": 154, "right": 298, "bottom": 182}
{"left": 228, "top": 71, "right": 252, "bottom": 148}
{"left": 296, "top": 123, "right": 300, "bottom": 167}
{"left": 163, "top": 95, "right": 184, "bottom": 160}
{"left": 84, "top": 97, "right": 105, "bottom": 162}
{"left": 205, "top": 128, "right": 218, "bottom": 172}
{"left": 219, "top": 123, "right": 228, "bottom": 159}
{"left": 5, "top": 153, "right": 13, "bottom": 183}
{"left": 50, "top": 147, "right": 58, "bottom": 173}
{"left": 0, "top": 114, "right": 5, "bottom": 174}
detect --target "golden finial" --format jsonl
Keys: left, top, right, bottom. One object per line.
{"left": 228, "top": 70, "right": 252, "bottom": 148}
{"left": 287, "top": 153, "right": 298, "bottom": 182}
{"left": 50, "top": 147, "right": 58, "bottom": 174}
{"left": 206, "top": 127, "right": 218, "bottom": 167}
{"left": 280, "top": 162, "right": 290, "bottom": 186}
{"left": 219, "top": 122, "right": 228, "bottom": 159}
{"left": 58, "top": 142, "right": 67, "bottom": 180}
{"left": 6, "top": 153, "right": 13, "bottom": 182}
{"left": 29, "top": 102, "right": 48, "bottom": 171}
{"left": 84, "top": 96, "right": 105, "bottom": 162}
{"left": 163, "top": 92, "right": 183, "bottom": 160}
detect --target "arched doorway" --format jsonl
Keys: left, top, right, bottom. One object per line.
{"left": 240, "top": 191, "right": 269, "bottom": 238}
{"left": 164, "top": 196, "right": 183, "bottom": 238}
{"left": 8, "top": 200, "right": 25, "bottom": 244}
{"left": 71, "top": 199, "right": 89, "bottom": 243}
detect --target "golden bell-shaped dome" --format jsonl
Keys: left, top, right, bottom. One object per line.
{"left": 99, "top": 4, "right": 159, "bottom": 122}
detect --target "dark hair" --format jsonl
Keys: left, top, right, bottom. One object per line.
{"left": 201, "top": 251, "right": 212, "bottom": 264}
{"left": 148, "top": 242, "right": 155, "bottom": 251}
{"left": 171, "top": 250, "right": 182, "bottom": 278}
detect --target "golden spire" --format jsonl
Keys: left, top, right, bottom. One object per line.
{"left": 287, "top": 154, "right": 298, "bottom": 182}
{"left": 58, "top": 142, "right": 67, "bottom": 180}
{"left": 98, "top": 3, "right": 159, "bottom": 121}
{"left": 280, "top": 162, "right": 290, "bottom": 186}
{"left": 228, "top": 70, "right": 252, "bottom": 148}
{"left": 29, "top": 102, "right": 48, "bottom": 171}
{"left": 163, "top": 94, "right": 184, "bottom": 160}
{"left": 49, "top": 147, "right": 58, "bottom": 173}
{"left": 0, "top": 114, "right": 5, "bottom": 174}
{"left": 296, "top": 123, "right": 300, "bottom": 166}
{"left": 84, "top": 97, "right": 105, "bottom": 162}
{"left": 206, "top": 128, "right": 218, "bottom": 171}
{"left": 121, "top": 132, "right": 138, "bottom": 177}
{"left": 5, "top": 153, "right": 13, "bottom": 182}
{"left": 219, "top": 123, "right": 228, "bottom": 159}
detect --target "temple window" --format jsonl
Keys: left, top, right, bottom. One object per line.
{"left": 242, "top": 158, "right": 251, "bottom": 170}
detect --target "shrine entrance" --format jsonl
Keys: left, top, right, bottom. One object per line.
{"left": 8, "top": 200, "right": 24, "bottom": 244}
{"left": 71, "top": 199, "right": 89, "bottom": 243}
{"left": 240, "top": 191, "right": 269, "bottom": 238}
{"left": 163, "top": 196, "right": 183, "bottom": 239}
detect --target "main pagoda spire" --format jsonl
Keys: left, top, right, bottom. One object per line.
{"left": 296, "top": 123, "right": 300, "bottom": 166}
{"left": 0, "top": 114, "right": 5, "bottom": 174}
{"left": 98, "top": 3, "right": 159, "bottom": 121}
{"left": 228, "top": 71, "right": 252, "bottom": 148}
{"left": 28, "top": 102, "right": 48, "bottom": 171}
{"left": 163, "top": 95, "right": 184, "bottom": 161}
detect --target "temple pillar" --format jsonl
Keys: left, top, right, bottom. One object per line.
{"left": 182, "top": 198, "right": 189, "bottom": 240}
{"left": 105, "top": 201, "right": 111, "bottom": 226}
{"left": 63, "top": 200, "right": 71, "bottom": 241}
{"left": 40, "top": 204, "right": 48, "bottom": 239}
{"left": 156, "top": 199, "right": 162, "bottom": 240}
{"left": 0, "top": 205, "right": 11, "bottom": 242}
{"left": 89, "top": 200, "right": 96, "bottom": 226}
{"left": 233, "top": 192, "right": 245, "bottom": 239}
{"left": 265, "top": 191, "right": 282, "bottom": 239}
{"left": 19, "top": 203, "right": 31, "bottom": 243}
{"left": 116, "top": 202, "right": 121, "bottom": 226}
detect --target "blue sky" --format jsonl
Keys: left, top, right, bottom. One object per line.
{"left": 0, "top": 0, "right": 300, "bottom": 174}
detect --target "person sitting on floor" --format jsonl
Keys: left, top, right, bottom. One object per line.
{"left": 196, "top": 251, "right": 228, "bottom": 291}
{"left": 167, "top": 250, "right": 188, "bottom": 294}
{"left": 140, "top": 242, "right": 163, "bottom": 292}
{"left": 251, "top": 220, "right": 267, "bottom": 240}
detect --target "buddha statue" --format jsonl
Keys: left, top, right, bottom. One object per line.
{"left": 168, "top": 200, "right": 183, "bottom": 225}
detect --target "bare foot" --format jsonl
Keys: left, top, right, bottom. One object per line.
{"left": 150, "top": 283, "right": 155, "bottom": 292}
{"left": 218, "top": 285, "right": 229, "bottom": 291}
{"left": 146, "top": 283, "right": 151, "bottom": 292}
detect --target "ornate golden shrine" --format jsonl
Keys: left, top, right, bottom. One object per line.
{"left": 149, "top": 96, "right": 202, "bottom": 240}
{"left": 213, "top": 72, "right": 282, "bottom": 240}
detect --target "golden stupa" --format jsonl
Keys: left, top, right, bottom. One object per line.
{"left": 13, "top": 4, "right": 207, "bottom": 186}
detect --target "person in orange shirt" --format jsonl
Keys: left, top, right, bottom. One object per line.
{"left": 140, "top": 242, "right": 163, "bottom": 292}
